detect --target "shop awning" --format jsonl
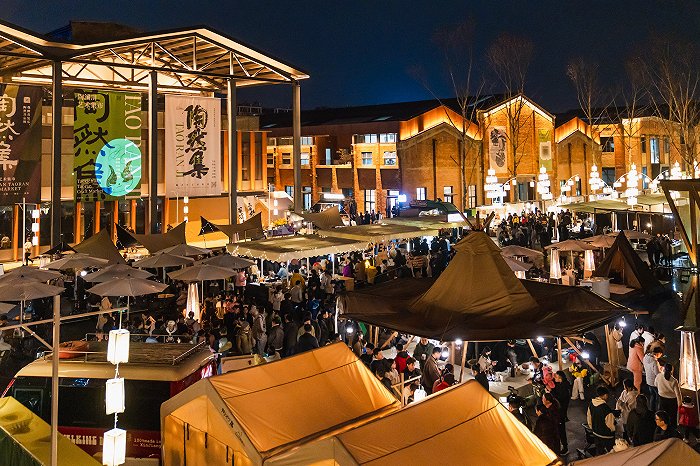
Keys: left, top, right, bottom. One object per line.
{"left": 341, "top": 232, "right": 627, "bottom": 340}
{"left": 160, "top": 343, "right": 400, "bottom": 465}
{"left": 227, "top": 234, "right": 366, "bottom": 262}
{"left": 322, "top": 223, "right": 436, "bottom": 242}
{"left": 267, "top": 380, "right": 559, "bottom": 466}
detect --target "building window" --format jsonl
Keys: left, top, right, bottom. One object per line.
{"left": 303, "top": 186, "right": 312, "bottom": 210}
{"left": 383, "top": 151, "right": 397, "bottom": 165}
{"left": 664, "top": 137, "right": 670, "bottom": 154}
{"left": 342, "top": 188, "right": 353, "bottom": 199}
{"left": 576, "top": 179, "right": 582, "bottom": 196}
{"left": 364, "top": 189, "right": 376, "bottom": 213}
{"left": 285, "top": 186, "right": 293, "bottom": 199}
{"left": 468, "top": 185, "right": 477, "bottom": 208}
{"left": 641, "top": 135, "right": 646, "bottom": 153}
{"left": 301, "top": 152, "right": 310, "bottom": 166}
{"left": 267, "top": 152, "right": 275, "bottom": 166}
{"left": 355, "top": 134, "right": 378, "bottom": 144}
{"left": 650, "top": 137, "right": 660, "bottom": 164}
{"left": 379, "top": 133, "right": 397, "bottom": 143}
{"left": 255, "top": 133, "right": 263, "bottom": 181}
{"left": 325, "top": 148, "right": 332, "bottom": 165}
{"left": 241, "top": 133, "right": 250, "bottom": 181}
{"left": 602, "top": 167, "right": 615, "bottom": 186}
{"left": 416, "top": 187, "right": 427, "bottom": 201}
{"left": 443, "top": 186, "right": 453, "bottom": 203}
{"left": 600, "top": 136, "right": 614, "bottom": 153}
{"left": 282, "top": 152, "right": 291, "bottom": 165}
{"left": 300, "top": 136, "right": 313, "bottom": 146}
{"left": 361, "top": 152, "right": 373, "bottom": 166}
{"left": 642, "top": 167, "right": 649, "bottom": 189}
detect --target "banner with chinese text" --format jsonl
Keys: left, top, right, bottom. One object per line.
{"left": 165, "top": 95, "right": 221, "bottom": 197}
{"left": 488, "top": 126, "right": 508, "bottom": 175}
{"left": 74, "top": 90, "right": 142, "bottom": 201}
{"left": 0, "top": 85, "right": 42, "bottom": 203}
{"left": 539, "top": 129, "right": 552, "bottom": 170}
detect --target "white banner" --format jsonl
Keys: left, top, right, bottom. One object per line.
{"left": 165, "top": 95, "right": 221, "bottom": 196}
{"left": 488, "top": 126, "right": 508, "bottom": 175}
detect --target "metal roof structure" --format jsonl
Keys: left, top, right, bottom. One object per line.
{"left": 0, "top": 19, "right": 308, "bottom": 91}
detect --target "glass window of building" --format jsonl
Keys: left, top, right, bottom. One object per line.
{"left": 285, "top": 186, "right": 293, "bottom": 198}
{"left": 600, "top": 136, "right": 614, "bottom": 153}
{"left": 361, "top": 152, "right": 373, "bottom": 165}
{"left": 650, "top": 137, "right": 660, "bottom": 164}
{"left": 355, "top": 134, "right": 378, "bottom": 144}
{"left": 364, "top": 189, "right": 376, "bottom": 213}
{"left": 255, "top": 133, "right": 263, "bottom": 180}
{"left": 301, "top": 152, "right": 310, "bottom": 166}
{"left": 241, "top": 133, "right": 250, "bottom": 181}
{"left": 664, "top": 137, "right": 670, "bottom": 154}
{"left": 300, "top": 136, "right": 313, "bottom": 146}
{"left": 602, "top": 167, "right": 615, "bottom": 186}
{"left": 282, "top": 152, "right": 291, "bottom": 165}
{"left": 379, "top": 133, "right": 397, "bottom": 143}
{"left": 416, "top": 187, "right": 427, "bottom": 201}
{"left": 383, "top": 151, "right": 397, "bottom": 165}
{"left": 325, "top": 148, "right": 332, "bottom": 165}
{"left": 443, "top": 186, "right": 453, "bottom": 203}
{"left": 302, "top": 186, "right": 312, "bottom": 210}
{"left": 468, "top": 185, "right": 477, "bottom": 208}
{"left": 641, "top": 135, "right": 646, "bottom": 153}
{"left": 267, "top": 152, "right": 275, "bottom": 166}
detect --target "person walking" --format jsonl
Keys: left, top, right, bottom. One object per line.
{"left": 552, "top": 371, "right": 571, "bottom": 455}
{"left": 655, "top": 363, "right": 682, "bottom": 430}
{"left": 23, "top": 237, "right": 33, "bottom": 265}
{"left": 421, "top": 347, "right": 441, "bottom": 395}
{"left": 626, "top": 338, "right": 644, "bottom": 391}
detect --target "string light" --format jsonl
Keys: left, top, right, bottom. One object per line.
{"left": 537, "top": 166, "right": 553, "bottom": 200}
{"left": 625, "top": 163, "right": 639, "bottom": 206}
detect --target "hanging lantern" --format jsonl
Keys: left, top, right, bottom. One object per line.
{"left": 626, "top": 163, "right": 639, "bottom": 206}
{"left": 103, "top": 428, "right": 127, "bottom": 466}
{"left": 414, "top": 386, "right": 427, "bottom": 401}
{"left": 549, "top": 249, "right": 562, "bottom": 280}
{"left": 584, "top": 249, "right": 595, "bottom": 278}
{"left": 105, "top": 377, "right": 125, "bottom": 415}
{"left": 186, "top": 282, "right": 200, "bottom": 321}
{"left": 107, "top": 329, "right": 130, "bottom": 365}
{"left": 678, "top": 328, "right": 700, "bottom": 391}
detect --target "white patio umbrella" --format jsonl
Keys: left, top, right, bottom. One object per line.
{"left": 583, "top": 234, "right": 616, "bottom": 249}
{"left": 500, "top": 245, "right": 544, "bottom": 259}
{"left": 0, "top": 266, "right": 61, "bottom": 282}
{"left": 46, "top": 253, "right": 109, "bottom": 271}
{"left": 86, "top": 274, "right": 167, "bottom": 319}
{"left": 545, "top": 240, "right": 596, "bottom": 252}
{"left": 502, "top": 255, "right": 532, "bottom": 273}
{"left": 196, "top": 254, "right": 255, "bottom": 269}
{"left": 167, "top": 264, "right": 236, "bottom": 282}
{"left": 0, "top": 278, "right": 64, "bottom": 329}
{"left": 132, "top": 252, "right": 194, "bottom": 269}
{"left": 161, "top": 243, "right": 211, "bottom": 257}
{"left": 83, "top": 264, "right": 153, "bottom": 282}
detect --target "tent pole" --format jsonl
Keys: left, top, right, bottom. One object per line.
{"left": 557, "top": 337, "right": 563, "bottom": 370}
{"left": 50, "top": 294, "right": 60, "bottom": 466}
{"left": 563, "top": 336, "right": 600, "bottom": 375}
{"left": 526, "top": 339, "right": 539, "bottom": 358}
{"left": 459, "top": 342, "right": 468, "bottom": 383}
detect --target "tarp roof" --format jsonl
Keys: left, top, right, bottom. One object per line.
{"left": 126, "top": 222, "right": 187, "bottom": 253}
{"left": 559, "top": 199, "right": 630, "bottom": 213}
{"left": 73, "top": 228, "right": 126, "bottom": 264}
{"left": 593, "top": 230, "right": 663, "bottom": 294}
{"left": 202, "top": 213, "right": 264, "bottom": 241}
{"left": 383, "top": 216, "right": 470, "bottom": 230}
{"left": 299, "top": 206, "right": 345, "bottom": 230}
{"left": 0, "top": 397, "right": 100, "bottom": 466}
{"left": 571, "top": 438, "right": 698, "bottom": 465}
{"left": 160, "top": 343, "right": 400, "bottom": 465}
{"left": 267, "top": 381, "right": 559, "bottom": 466}
{"left": 322, "top": 223, "right": 436, "bottom": 242}
{"left": 341, "top": 232, "right": 627, "bottom": 340}
{"left": 227, "top": 234, "right": 366, "bottom": 262}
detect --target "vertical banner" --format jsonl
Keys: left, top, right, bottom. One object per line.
{"left": 0, "top": 85, "right": 42, "bottom": 203}
{"left": 488, "top": 126, "right": 508, "bottom": 175}
{"left": 74, "top": 90, "right": 142, "bottom": 201}
{"left": 539, "top": 129, "right": 552, "bottom": 170}
{"left": 165, "top": 95, "right": 221, "bottom": 197}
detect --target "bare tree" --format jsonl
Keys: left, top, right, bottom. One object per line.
{"left": 614, "top": 58, "right": 647, "bottom": 168}
{"left": 643, "top": 37, "right": 700, "bottom": 171}
{"left": 485, "top": 33, "right": 534, "bottom": 202}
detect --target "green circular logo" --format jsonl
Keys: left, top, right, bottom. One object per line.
{"left": 96, "top": 138, "right": 141, "bottom": 197}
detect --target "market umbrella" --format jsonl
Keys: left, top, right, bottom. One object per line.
{"left": 132, "top": 252, "right": 194, "bottom": 269}
{"left": 82, "top": 264, "right": 153, "bottom": 283}
{"left": 0, "top": 302, "right": 16, "bottom": 314}
{"left": 46, "top": 253, "right": 109, "bottom": 271}
{"left": 607, "top": 229, "right": 653, "bottom": 240}
{"left": 0, "top": 278, "right": 64, "bottom": 328}
{"left": 500, "top": 244, "right": 544, "bottom": 259}
{"left": 502, "top": 255, "right": 532, "bottom": 273}
{"left": 196, "top": 254, "right": 255, "bottom": 269}
{"left": 583, "top": 234, "right": 617, "bottom": 249}
{"left": 168, "top": 264, "right": 235, "bottom": 282}
{"left": 161, "top": 243, "right": 212, "bottom": 257}
{"left": 0, "top": 266, "right": 61, "bottom": 282}
{"left": 545, "top": 239, "right": 597, "bottom": 252}
{"left": 86, "top": 274, "right": 167, "bottom": 319}
{"left": 42, "top": 241, "right": 76, "bottom": 256}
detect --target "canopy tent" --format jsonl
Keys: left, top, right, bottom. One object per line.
{"left": 501, "top": 244, "right": 544, "bottom": 259}
{"left": 607, "top": 229, "right": 653, "bottom": 240}
{"left": 298, "top": 205, "right": 345, "bottom": 230}
{"left": 41, "top": 241, "right": 76, "bottom": 256}
{"left": 341, "top": 232, "right": 626, "bottom": 340}
{"left": 593, "top": 230, "right": 662, "bottom": 294}
{"left": 382, "top": 215, "right": 471, "bottom": 230}
{"left": 160, "top": 343, "right": 400, "bottom": 466}
{"left": 227, "top": 234, "right": 366, "bottom": 262}
{"left": 545, "top": 239, "right": 596, "bottom": 252}
{"left": 0, "top": 397, "right": 100, "bottom": 466}
{"left": 73, "top": 228, "right": 126, "bottom": 264}
{"left": 123, "top": 222, "right": 187, "bottom": 253}
{"left": 202, "top": 213, "right": 264, "bottom": 241}
{"left": 583, "top": 234, "right": 617, "bottom": 249}
{"left": 559, "top": 199, "right": 629, "bottom": 213}
{"left": 322, "top": 223, "right": 436, "bottom": 243}
{"left": 503, "top": 255, "right": 532, "bottom": 272}
{"left": 267, "top": 381, "right": 558, "bottom": 466}
{"left": 571, "top": 438, "right": 698, "bottom": 465}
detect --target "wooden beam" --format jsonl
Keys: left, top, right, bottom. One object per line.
{"left": 662, "top": 185, "right": 695, "bottom": 266}
{"left": 526, "top": 339, "right": 539, "bottom": 358}
{"left": 563, "top": 336, "right": 600, "bottom": 376}
{"left": 459, "top": 342, "right": 468, "bottom": 383}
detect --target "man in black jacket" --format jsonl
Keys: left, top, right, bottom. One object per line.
{"left": 296, "top": 323, "right": 319, "bottom": 353}
{"left": 282, "top": 314, "right": 299, "bottom": 357}
{"left": 267, "top": 316, "right": 284, "bottom": 356}
{"left": 587, "top": 386, "right": 616, "bottom": 454}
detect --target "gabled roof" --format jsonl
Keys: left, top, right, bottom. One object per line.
{"left": 480, "top": 93, "right": 555, "bottom": 122}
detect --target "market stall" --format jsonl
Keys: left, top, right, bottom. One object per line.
{"left": 227, "top": 234, "right": 367, "bottom": 262}
{"left": 321, "top": 222, "right": 436, "bottom": 243}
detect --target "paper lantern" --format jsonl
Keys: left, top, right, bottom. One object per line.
{"left": 31, "top": 209, "right": 40, "bottom": 219}
{"left": 414, "top": 386, "right": 427, "bottom": 401}
{"left": 549, "top": 249, "right": 562, "bottom": 280}
{"left": 679, "top": 329, "right": 700, "bottom": 391}
{"left": 107, "top": 329, "right": 130, "bottom": 364}
{"left": 105, "top": 377, "right": 125, "bottom": 415}
{"left": 186, "top": 282, "right": 200, "bottom": 321}
{"left": 102, "top": 428, "right": 126, "bottom": 466}
{"left": 31, "top": 223, "right": 39, "bottom": 233}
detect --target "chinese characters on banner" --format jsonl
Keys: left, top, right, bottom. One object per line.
{"left": 74, "top": 90, "right": 142, "bottom": 201}
{"left": 488, "top": 126, "right": 508, "bottom": 175}
{"left": 0, "top": 85, "right": 42, "bottom": 203}
{"left": 165, "top": 95, "right": 221, "bottom": 197}
{"left": 539, "top": 129, "right": 552, "bottom": 170}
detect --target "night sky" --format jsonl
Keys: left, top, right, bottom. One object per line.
{"left": 4, "top": 0, "right": 699, "bottom": 112}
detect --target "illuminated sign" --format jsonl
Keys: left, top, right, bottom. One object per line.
{"left": 96, "top": 138, "right": 142, "bottom": 197}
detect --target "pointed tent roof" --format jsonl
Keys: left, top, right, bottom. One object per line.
{"left": 128, "top": 222, "right": 187, "bottom": 253}
{"left": 342, "top": 232, "right": 626, "bottom": 340}
{"left": 201, "top": 213, "right": 264, "bottom": 241}
{"left": 592, "top": 230, "right": 662, "bottom": 293}
{"left": 267, "top": 381, "right": 559, "bottom": 466}
{"left": 160, "top": 343, "right": 400, "bottom": 465}
{"left": 571, "top": 438, "right": 698, "bottom": 465}
{"left": 299, "top": 206, "right": 345, "bottom": 230}
{"left": 73, "top": 229, "right": 126, "bottom": 264}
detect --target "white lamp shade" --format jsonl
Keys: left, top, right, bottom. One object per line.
{"left": 107, "top": 329, "right": 130, "bottom": 364}
{"left": 31, "top": 236, "right": 38, "bottom": 246}
{"left": 31, "top": 209, "right": 40, "bottom": 219}
{"left": 679, "top": 330, "right": 700, "bottom": 391}
{"left": 414, "top": 387, "right": 427, "bottom": 401}
{"left": 105, "top": 377, "right": 125, "bottom": 415}
{"left": 31, "top": 223, "right": 39, "bottom": 233}
{"left": 186, "top": 282, "right": 200, "bottom": 321}
{"left": 550, "top": 249, "right": 562, "bottom": 279}
{"left": 584, "top": 249, "right": 595, "bottom": 272}
{"left": 102, "top": 428, "right": 127, "bottom": 466}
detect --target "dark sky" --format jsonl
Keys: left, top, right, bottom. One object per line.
{"left": 4, "top": 0, "right": 699, "bottom": 112}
